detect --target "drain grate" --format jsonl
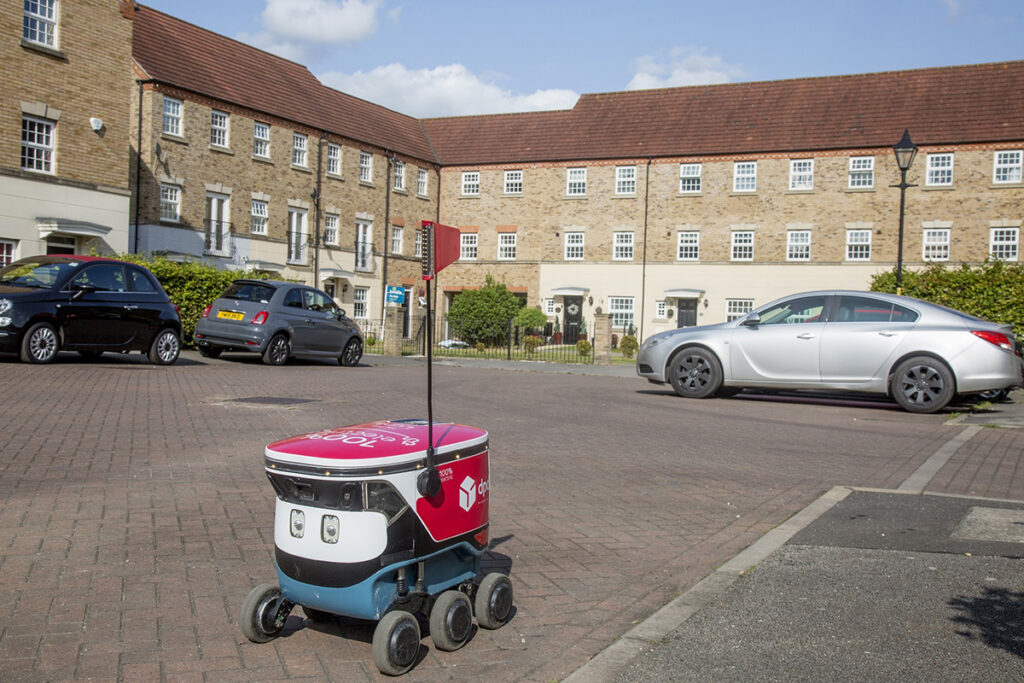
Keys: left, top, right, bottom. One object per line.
{"left": 227, "top": 396, "right": 316, "bottom": 406}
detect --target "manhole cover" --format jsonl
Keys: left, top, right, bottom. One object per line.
{"left": 226, "top": 396, "right": 316, "bottom": 406}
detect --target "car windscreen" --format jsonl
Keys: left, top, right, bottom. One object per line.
{"left": 0, "top": 259, "right": 78, "bottom": 288}
{"left": 221, "top": 282, "right": 276, "bottom": 304}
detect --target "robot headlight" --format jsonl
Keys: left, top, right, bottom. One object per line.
{"left": 289, "top": 509, "right": 305, "bottom": 538}
{"left": 321, "top": 515, "right": 340, "bottom": 544}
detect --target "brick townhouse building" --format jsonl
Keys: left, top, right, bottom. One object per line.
{"left": 0, "top": 0, "right": 134, "bottom": 264}
{"left": 6, "top": 4, "right": 1021, "bottom": 344}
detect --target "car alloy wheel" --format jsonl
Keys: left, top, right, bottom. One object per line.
{"left": 149, "top": 329, "right": 181, "bottom": 365}
{"left": 21, "top": 323, "right": 59, "bottom": 364}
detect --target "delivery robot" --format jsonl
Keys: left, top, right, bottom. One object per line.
{"left": 240, "top": 418, "right": 513, "bottom": 676}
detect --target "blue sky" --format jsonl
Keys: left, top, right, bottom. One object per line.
{"left": 142, "top": 0, "right": 1023, "bottom": 118}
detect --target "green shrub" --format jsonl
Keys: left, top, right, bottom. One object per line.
{"left": 114, "top": 253, "right": 270, "bottom": 344}
{"left": 871, "top": 261, "right": 1024, "bottom": 331}
{"left": 514, "top": 306, "right": 548, "bottom": 333}
{"left": 523, "top": 334, "right": 543, "bottom": 353}
{"left": 619, "top": 334, "right": 639, "bottom": 359}
{"left": 448, "top": 275, "right": 524, "bottom": 345}
{"left": 576, "top": 338, "right": 592, "bottom": 356}
{"left": 475, "top": 342, "right": 486, "bottom": 353}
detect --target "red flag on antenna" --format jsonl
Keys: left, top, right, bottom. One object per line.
{"left": 421, "top": 221, "right": 461, "bottom": 280}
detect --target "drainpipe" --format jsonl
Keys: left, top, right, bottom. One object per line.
{"left": 380, "top": 152, "right": 393, "bottom": 319}
{"left": 132, "top": 80, "right": 148, "bottom": 254}
{"left": 639, "top": 157, "right": 652, "bottom": 343}
{"left": 312, "top": 135, "right": 324, "bottom": 287}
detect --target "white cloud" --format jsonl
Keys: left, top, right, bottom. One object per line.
{"left": 261, "top": 0, "right": 381, "bottom": 43}
{"left": 320, "top": 63, "right": 579, "bottom": 117}
{"left": 627, "top": 47, "right": 742, "bottom": 90}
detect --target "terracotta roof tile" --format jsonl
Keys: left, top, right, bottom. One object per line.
{"left": 132, "top": 5, "right": 436, "bottom": 161}
{"left": 423, "top": 62, "right": 1024, "bottom": 165}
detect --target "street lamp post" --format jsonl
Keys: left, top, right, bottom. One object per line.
{"left": 892, "top": 129, "right": 918, "bottom": 296}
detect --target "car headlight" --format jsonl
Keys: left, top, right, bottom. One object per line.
{"left": 0, "top": 299, "right": 11, "bottom": 315}
{"left": 321, "top": 514, "right": 340, "bottom": 544}
{"left": 289, "top": 509, "right": 305, "bottom": 538}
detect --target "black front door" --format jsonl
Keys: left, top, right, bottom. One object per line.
{"left": 563, "top": 296, "right": 582, "bottom": 344}
{"left": 677, "top": 299, "right": 698, "bottom": 328}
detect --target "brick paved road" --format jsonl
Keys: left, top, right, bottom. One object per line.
{"left": 0, "top": 351, "right": 995, "bottom": 681}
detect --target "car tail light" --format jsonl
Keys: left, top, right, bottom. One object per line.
{"left": 201, "top": 305, "right": 211, "bottom": 318}
{"left": 972, "top": 330, "right": 1014, "bottom": 352}
{"left": 251, "top": 311, "right": 268, "bottom": 325}
{"left": 174, "top": 304, "right": 182, "bottom": 319}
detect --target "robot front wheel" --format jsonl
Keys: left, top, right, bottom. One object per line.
{"left": 373, "top": 610, "right": 421, "bottom": 676}
{"left": 429, "top": 590, "right": 474, "bottom": 651}
{"left": 475, "top": 573, "right": 514, "bottom": 629}
{"left": 240, "top": 584, "right": 293, "bottom": 643}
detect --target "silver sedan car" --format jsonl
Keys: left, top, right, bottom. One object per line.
{"left": 637, "top": 290, "right": 1022, "bottom": 413}
{"left": 194, "top": 280, "right": 363, "bottom": 366}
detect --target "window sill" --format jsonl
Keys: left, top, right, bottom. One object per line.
{"left": 359, "top": 180, "right": 375, "bottom": 188}
{"left": 613, "top": 194, "right": 637, "bottom": 199}
{"left": 286, "top": 261, "right": 309, "bottom": 267}
{"left": 210, "top": 145, "right": 234, "bottom": 155}
{"left": 564, "top": 195, "right": 587, "bottom": 200}
{"left": 21, "top": 39, "right": 66, "bottom": 60}
{"left": 785, "top": 189, "right": 815, "bottom": 195}
{"left": 161, "top": 133, "right": 187, "bottom": 145}
{"left": 844, "top": 186, "right": 876, "bottom": 193}
{"left": 729, "top": 191, "right": 757, "bottom": 197}
{"left": 326, "top": 172, "right": 344, "bottom": 181}
{"left": 252, "top": 155, "right": 273, "bottom": 165}
{"left": 990, "top": 182, "right": 1024, "bottom": 189}
{"left": 205, "top": 251, "right": 232, "bottom": 259}
{"left": 922, "top": 184, "right": 954, "bottom": 191}
{"left": 502, "top": 193, "right": 523, "bottom": 198}
{"left": 459, "top": 194, "right": 479, "bottom": 199}
{"left": 416, "top": 193, "right": 430, "bottom": 200}
{"left": 393, "top": 188, "right": 408, "bottom": 195}
{"left": 676, "top": 192, "right": 703, "bottom": 197}
{"left": 291, "top": 165, "right": 312, "bottom": 174}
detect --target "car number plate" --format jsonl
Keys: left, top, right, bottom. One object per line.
{"left": 217, "top": 310, "right": 245, "bottom": 321}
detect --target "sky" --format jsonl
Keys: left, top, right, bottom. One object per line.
{"left": 141, "top": 0, "right": 1023, "bottom": 119}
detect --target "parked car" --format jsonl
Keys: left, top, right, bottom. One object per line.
{"left": 194, "top": 279, "right": 363, "bottom": 366}
{"left": 437, "top": 339, "right": 470, "bottom": 349}
{"left": 0, "top": 254, "right": 182, "bottom": 364}
{"left": 637, "top": 290, "right": 1022, "bottom": 413}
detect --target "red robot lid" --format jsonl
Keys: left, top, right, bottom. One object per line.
{"left": 265, "top": 419, "right": 488, "bottom": 471}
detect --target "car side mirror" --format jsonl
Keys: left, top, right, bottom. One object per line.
{"left": 338, "top": 309, "right": 347, "bottom": 318}
{"left": 741, "top": 312, "right": 761, "bottom": 327}
{"left": 71, "top": 284, "right": 98, "bottom": 300}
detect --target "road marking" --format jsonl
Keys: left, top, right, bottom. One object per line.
{"left": 897, "top": 425, "right": 981, "bottom": 493}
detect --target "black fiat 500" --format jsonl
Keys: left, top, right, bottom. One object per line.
{"left": 0, "top": 255, "right": 182, "bottom": 364}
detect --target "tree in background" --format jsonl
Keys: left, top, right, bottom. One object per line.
{"left": 447, "top": 275, "right": 524, "bottom": 346}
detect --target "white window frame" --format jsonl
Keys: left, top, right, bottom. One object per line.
{"left": 993, "top": 150, "right": 1023, "bottom": 185}
{"left": 292, "top": 133, "right": 308, "bottom": 168}
{"left": 460, "top": 233, "right": 478, "bottom": 261}
{"left": 23, "top": 0, "right": 57, "bottom": 47}
{"left": 356, "top": 220, "right": 372, "bottom": 271}
{"left": 21, "top": 115, "right": 54, "bottom": 174}
{"left": 250, "top": 200, "right": 268, "bottom": 235}
{"left": 353, "top": 286, "right": 369, "bottom": 319}
{"left": 990, "top": 227, "right": 1019, "bottom": 261}
{"left": 359, "top": 152, "right": 373, "bottom": 182}
{"left": 615, "top": 166, "right": 636, "bottom": 195}
{"left": 287, "top": 208, "right": 308, "bottom": 264}
{"left": 677, "top": 231, "right": 699, "bottom": 261}
{"left": 253, "top": 122, "right": 270, "bottom": 158}
{"left": 922, "top": 228, "right": 950, "bottom": 261}
{"left": 160, "top": 184, "right": 180, "bottom": 223}
{"left": 0, "top": 239, "right": 16, "bottom": 267}
{"left": 391, "top": 226, "right": 403, "bottom": 254}
{"left": 730, "top": 231, "right": 754, "bottom": 261}
{"left": 545, "top": 298, "right": 555, "bottom": 315}
{"left": 787, "top": 230, "right": 811, "bottom": 261}
{"left": 679, "top": 163, "right": 702, "bottom": 193}
{"left": 393, "top": 160, "right": 405, "bottom": 191}
{"left": 564, "top": 232, "right": 584, "bottom": 260}
{"left": 733, "top": 161, "right": 757, "bottom": 192}
{"left": 613, "top": 231, "right": 634, "bottom": 260}
{"left": 205, "top": 192, "right": 231, "bottom": 257}
{"left": 497, "top": 233, "right": 517, "bottom": 260}
{"left": 326, "top": 143, "right": 341, "bottom": 175}
{"left": 926, "top": 153, "right": 954, "bottom": 186}
{"left": 726, "top": 299, "right": 754, "bottom": 322}
{"left": 788, "top": 159, "right": 814, "bottom": 191}
{"left": 849, "top": 156, "right": 874, "bottom": 188}
{"left": 504, "top": 170, "right": 523, "bottom": 195}
{"left": 461, "top": 171, "right": 480, "bottom": 196}
{"left": 323, "top": 214, "right": 339, "bottom": 245}
{"left": 609, "top": 297, "right": 635, "bottom": 329}
{"left": 414, "top": 230, "right": 422, "bottom": 257}
{"left": 655, "top": 300, "right": 667, "bottom": 319}
{"left": 162, "top": 97, "right": 182, "bottom": 137}
{"left": 210, "top": 110, "right": 229, "bottom": 148}
{"left": 417, "top": 168, "right": 428, "bottom": 196}
{"left": 566, "top": 168, "right": 587, "bottom": 196}
{"left": 846, "top": 229, "right": 872, "bottom": 261}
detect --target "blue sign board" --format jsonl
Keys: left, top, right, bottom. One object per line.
{"left": 385, "top": 285, "right": 405, "bottom": 304}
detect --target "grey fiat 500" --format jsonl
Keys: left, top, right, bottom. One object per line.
{"left": 194, "top": 279, "right": 363, "bottom": 366}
